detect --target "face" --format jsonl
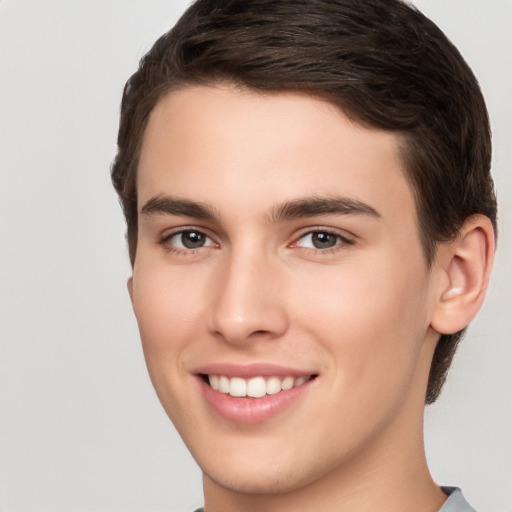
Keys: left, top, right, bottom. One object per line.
{"left": 131, "top": 84, "right": 440, "bottom": 499}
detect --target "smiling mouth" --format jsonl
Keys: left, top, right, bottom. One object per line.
{"left": 202, "top": 374, "right": 316, "bottom": 398}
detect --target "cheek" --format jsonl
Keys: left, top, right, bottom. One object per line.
{"left": 132, "top": 265, "right": 203, "bottom": 345}
{"left": 130, "top": 265, "right": 208, "bottom": 423}
{"left": 130, "top": 264, "right": 209, "bottom": 399}
{"left": 292, "top": 255, "right": 430, "bottom": 394}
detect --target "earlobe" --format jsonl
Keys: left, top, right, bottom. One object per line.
{"left": 430, "top": 215, "right": 495, "bottom": 335}
{"left": 127, "top": 276, "right": 134, "bottom": 304}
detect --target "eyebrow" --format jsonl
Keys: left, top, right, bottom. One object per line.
{"left": 140, "top": 194, "right": 381, "bottom": 222}
{"left": 140, "top": 195, "right": 217, "bottom": 220}
{"left": 269, "top": 195, "right": 381, "bottom": 222}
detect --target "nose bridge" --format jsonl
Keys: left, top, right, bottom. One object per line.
{"left": 207, "top": 243, "right": 288, "bottom": 344}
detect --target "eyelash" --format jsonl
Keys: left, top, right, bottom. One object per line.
{"left": 292, "top": 228, "right": 354, "bottom": 254}
{"left": 158, "top": 227, "right": 354, "bottom": 255}
{"left": 159, "top": 228, "right": 217, "bottom": 255}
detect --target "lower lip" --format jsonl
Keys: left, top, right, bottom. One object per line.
{"left": 198, "top": 377, "right": 314, "bottom": 424}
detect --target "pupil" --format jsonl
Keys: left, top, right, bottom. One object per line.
{"left": 182, "top": 231, "right": 205, "bottom": 249}
{"left": 312, "top": 232, "right": 336, "bottom": 249}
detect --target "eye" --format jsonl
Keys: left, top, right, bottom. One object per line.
{"left": 294, "top": 230, "right": 352, "bottom": 250}
{"left": 164, "top": 230, "right": 216, "bottom": 250}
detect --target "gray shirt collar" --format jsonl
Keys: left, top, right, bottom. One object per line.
{"left": 194, "top": 487, "right": 477, "bottom": 512}
{"left": 439, "top": 487, "right": 477, "bottom": 512}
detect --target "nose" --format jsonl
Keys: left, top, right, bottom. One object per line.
{"left": 207, "top": 249, "right": 289, "bottom": 345}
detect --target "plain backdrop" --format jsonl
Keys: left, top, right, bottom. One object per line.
{"left": 0, "top": 1, "right": 511, "bottom": 511}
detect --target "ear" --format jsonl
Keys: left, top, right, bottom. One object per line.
{"left": 127, "top": 276, "right": 134, "bottom": 304}
{"left": 430, "top": 215, "right": 495, "bottom": 335}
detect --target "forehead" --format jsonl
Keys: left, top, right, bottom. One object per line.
{"left": 137, "top": 84, "right": 415, "bottom": 226}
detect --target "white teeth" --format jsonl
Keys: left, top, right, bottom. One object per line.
{"left": 209, "top": 375, "right": 219, "bottom": 390}
{"left": 294, "top": 376, "right": 308, "bottom": 387}
{"left": 247, "top": 377, "right": 267, "bottom": 398}
{"left": 207, "top": 374, "right": 312, "bottom": 397}
{"left": 281, "top": 376, "right": 295, "bottom": 390}
{"left": 218, "top": 375, "right": 230, "bottom": 393}
{"left": 229, "top": 377, "right": 247, "bottom": 397}
{"left": 266, "top": 376, "right": 282, "bottom": 395}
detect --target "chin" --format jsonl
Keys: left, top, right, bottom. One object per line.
{"left": 203, "top": 463, "right": 316, "bottom": 496}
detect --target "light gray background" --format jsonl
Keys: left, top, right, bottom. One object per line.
{"left": 0, "top": 1, "right": 510, "bottom": 511}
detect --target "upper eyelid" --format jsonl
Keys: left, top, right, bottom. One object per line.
{"left": 160, "top": 226, "right": 218, "bottom": 247}
{"left": 162, "top": 226, "right": 214, "bottom": 238}
{"left": 159, "top": 229, "right": 219, "bottom": 256}
{"left": 293, "top": 226, "right": 355, "bottom": 240}
{"left": 293, "top": 231, "right": 351, "bottom": 245}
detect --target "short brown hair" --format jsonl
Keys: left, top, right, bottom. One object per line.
{"left": 111, "top": 0, "right": 497, "bottom": 403}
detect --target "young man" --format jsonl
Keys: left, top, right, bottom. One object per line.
{"left": 111, "top": 1, "right": 496, "bottom": 511}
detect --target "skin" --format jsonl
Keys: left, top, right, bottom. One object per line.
{"left": 128, "top": 84, "right": 486, "bottom": 512}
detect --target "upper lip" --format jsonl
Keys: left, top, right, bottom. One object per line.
{"left": 194, "top": 362, "right": 317, "bottom": 379}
